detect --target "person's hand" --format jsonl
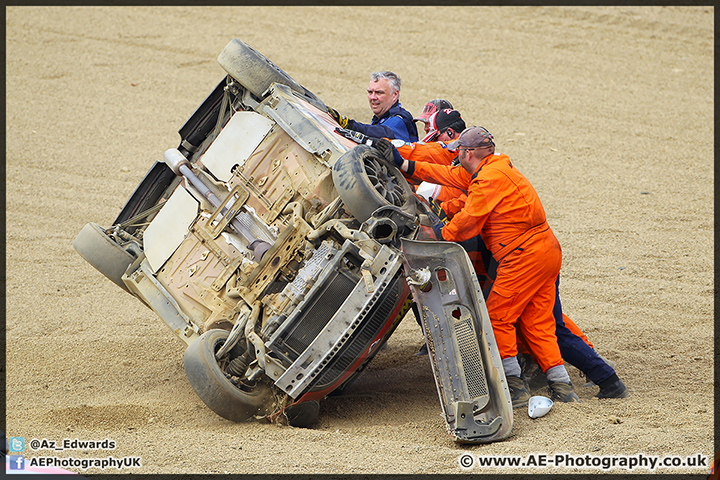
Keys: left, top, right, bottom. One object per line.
{"left": 327, "top": 107, "right": 350, "bottom": 128}
{"left": 432, "top": 220, "right": 444, "bottom": 240}
{"left": 335, "top": 127, "right": 369, "bottom": 145}
{"left": 370, "top": 138, "right": 404, "bottom": 168}
{"left": 427, "top": 198, "right": 449, "bottom": 224}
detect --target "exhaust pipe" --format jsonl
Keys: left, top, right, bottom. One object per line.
{"left": 163, "top": 148, "right": 271, "bottom": 260}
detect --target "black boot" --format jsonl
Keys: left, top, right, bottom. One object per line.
{"left": 596, "top": 374, "right": 630, "bottom": 399}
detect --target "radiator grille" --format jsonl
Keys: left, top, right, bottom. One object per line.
{"left": 273, "top": 268, "right": 357, "bottom": 363}
{"left": 308, "top": 274, "right": 401, "bottom": 392}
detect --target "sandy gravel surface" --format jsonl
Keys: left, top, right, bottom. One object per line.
{"left": 5, "top": 6, "right": 714, "bottom": 476}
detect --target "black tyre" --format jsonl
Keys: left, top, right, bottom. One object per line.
{"left": 217, "top": 39, "right": 325, "bottom": 110}
{"left": 112, "top": 161, "right": 177, "bottom": 232}
{"left": 283, "top": 400, "right": 320, "bottom": 428}
{"left": 73, "top": 223, "right": 136, "bottom": 292}
{"left": 183, "top": 329, "right": 274, "bottom": 422}
{"left": 332, "top": 144, "right": 416, "bottom": 223}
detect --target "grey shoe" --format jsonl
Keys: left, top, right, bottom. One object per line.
{"left": 597, "top": 377, "right": 630, "bottom": 399}
{"left": 506, "top": 375, "right": 531, "bottom": 408}
{"left": 548, "top": 381, "right": 580, "bottom": 403}
{"left": 414, "top": 343, "right": 428, "bottom": 356}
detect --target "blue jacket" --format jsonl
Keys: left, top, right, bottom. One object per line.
{"left": 350, "top": 101, "right": 419, "bottom": 142}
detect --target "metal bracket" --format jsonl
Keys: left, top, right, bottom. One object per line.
{"left": 207, "top": 183, "right": 250, "bottom": 239}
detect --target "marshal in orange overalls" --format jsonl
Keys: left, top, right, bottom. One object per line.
{"left": 396, "top": 141, "right": 466, "bottom": 203}
{"left": 424, "top": 185, "right": 594, "bottom": 350}
{"left": 405, "top": 151, "right": 565, "bottom": 373}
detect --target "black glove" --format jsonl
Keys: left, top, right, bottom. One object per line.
{"left": 327, "top": 107, "right": 351, "bottom": 128}
{"left": 370, "top": 137, "right": 404, "bottom": 168}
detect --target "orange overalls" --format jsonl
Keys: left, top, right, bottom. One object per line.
{"left": 406, "top": 151, "right": 565, "bottom": 373}
{"left": 396, "top": 141, "right": 466, "bottom": 204}
{"left": 435, "top": 191, "right": 594, "bottom": 350}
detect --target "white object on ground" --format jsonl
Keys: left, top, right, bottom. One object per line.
{"left": 528, "top": 395, "right": 554, "bottom": 419}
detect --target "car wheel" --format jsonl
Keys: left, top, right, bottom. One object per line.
{"left": 113, "top": 161, "right": 177, "bottom": 232}
{"left": 73, "top": 223, "right": 136, "bottom": 292}
{"left": 332, "top": 144, "right": 416, "bottom": 223}
{"left": 217, "top": 38, "right": 325, "bottom": 110}
{"left": 183, "top": 329, "right": 275, "bottom": 423}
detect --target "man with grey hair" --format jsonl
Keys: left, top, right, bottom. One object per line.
{"left": 327, "top": 71, "right": 418, "bottom": 142}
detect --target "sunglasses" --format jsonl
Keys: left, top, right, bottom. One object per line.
{"left": 422, "top": 128, "right": 452, "bottom": 143}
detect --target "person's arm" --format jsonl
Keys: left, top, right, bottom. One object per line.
{"left": 349, "top": 119, "right": 398, "bottom": 140}
{"left": 372, "top": 139, "right": 466, "bottom": 194}
{"left": 437, "top": 180, "right": 494, "bottom": 243}
{"left": 327, "top": 106, "right": 401, "bottom": 139}
{"left": 401, "top": 158, "right": 471, "bottom": 192}
{"left": 440, "top": 193, "right": 467, "bottom": 219}
{"left": 396, "top": 141, "right": 456, "bottom": 167}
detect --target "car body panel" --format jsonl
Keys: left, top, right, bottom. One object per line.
{"left": 401, "top": 238, "right": 513, "bottom": 443}
{"left": 143, "top": 185, "right": 200, "bottom": 273}
{"left": 200, "top": 110, "right": 275, "bottom": 182}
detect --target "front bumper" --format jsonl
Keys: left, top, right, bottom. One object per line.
{"left": 401, "top": 239, "right": 513, "bottom": 443}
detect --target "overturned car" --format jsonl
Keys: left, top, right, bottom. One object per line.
{"left": 74, "top": 39, "right": 513, "bottom": 443}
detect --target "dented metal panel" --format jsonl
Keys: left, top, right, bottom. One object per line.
{"left": 401, "top": 239, "right": 513, "bottom": 443}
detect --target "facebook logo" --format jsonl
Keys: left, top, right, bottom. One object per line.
{"left": 8, "top": 455, "right": 25, "bottom": 470}
{"left": 9, "top": 437, "right": 25, "bottom": 452}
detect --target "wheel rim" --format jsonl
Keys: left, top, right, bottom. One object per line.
{"left": 363, "top": 154, "right": 405, "bottom": 208}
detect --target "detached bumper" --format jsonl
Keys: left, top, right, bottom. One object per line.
{"left": 401, "top": 239, "right": 513, "bottom": 443}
